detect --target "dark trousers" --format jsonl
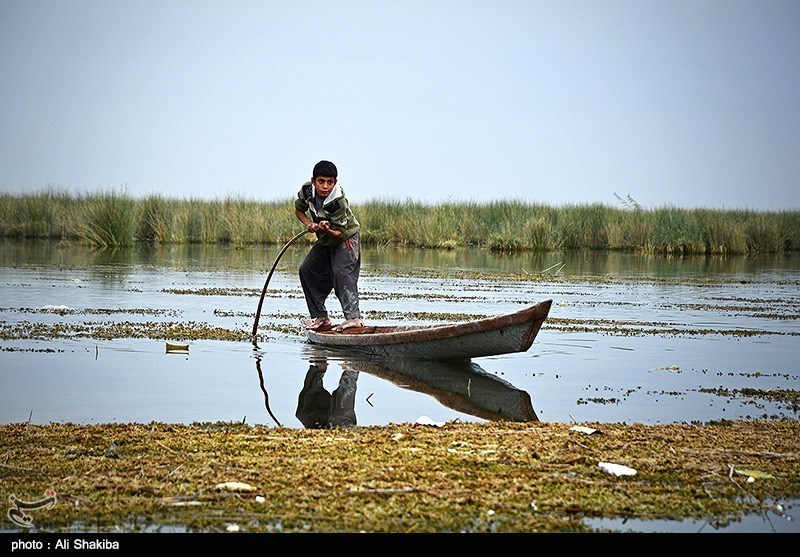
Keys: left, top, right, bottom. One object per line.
{"left": 299, "top": 233, "right": 361, "bottom": 320}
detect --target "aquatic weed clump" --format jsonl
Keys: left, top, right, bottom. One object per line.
{"left": 0, "top": 320, "right": 253, "bottom": 342}
{"left": 1, "top": 421, "right": 798, "bottom": 533}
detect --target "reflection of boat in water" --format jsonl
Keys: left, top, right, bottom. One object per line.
{"left": 255, "top": 346, "right": 539, "bottom": 428}
{"left": 305, "top": 300, "right": 551, "bottom": 360}
{"left": 338, "top": 355, "right": 538, "bottom": 422}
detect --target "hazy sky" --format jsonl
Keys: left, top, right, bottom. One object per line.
{"left": 1, "top": 0, "right": 798, "bottom": 210}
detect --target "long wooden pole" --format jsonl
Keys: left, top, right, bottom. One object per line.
{"left": 252, "top": 229, "right": 308, "bottom": 345}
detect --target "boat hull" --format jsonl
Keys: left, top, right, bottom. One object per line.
{"left": 305, "top": 300, "right": 552, "bottom": 360}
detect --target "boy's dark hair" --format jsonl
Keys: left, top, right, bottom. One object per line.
{"left": 312, "top": 160, "right": 338, "bottom": 179}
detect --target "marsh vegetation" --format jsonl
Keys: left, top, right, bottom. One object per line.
{"left": 1, "top": 189, "right": 798, "bottom": 254}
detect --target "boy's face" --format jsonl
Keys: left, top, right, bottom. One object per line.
{"left": 313, "top": 175, "right": 336, "bottom": 198}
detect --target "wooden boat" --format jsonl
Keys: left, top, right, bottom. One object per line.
{"left": 304, "top": 299, "right": 552, "bottom": 360}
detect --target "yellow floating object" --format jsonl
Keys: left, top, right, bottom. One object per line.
{"left": 734, "top": 468, "right": 775, "bottom": 479}
{"left": 166, "top": 342, "right": 189, "bottom": 353}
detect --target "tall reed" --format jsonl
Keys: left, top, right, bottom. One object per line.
{"left": 0, "top": 189, "right": 73, "bottom": 239}
{"left": 213, "top": 197, "right": 298, "bottom": 247}
{"left": 78, "top": 190, "right": 138, "bottom": 248}
{"left": 137, "top": 195, "right": 174, "bottom": 242}
{"left": 0, "top": 190, "right": 798, "bottom": 254}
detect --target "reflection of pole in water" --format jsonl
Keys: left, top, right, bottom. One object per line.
{"left": 255, "top": 356, "right": 282, "bottom": 427}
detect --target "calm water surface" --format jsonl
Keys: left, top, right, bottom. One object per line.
{"left": 2, "top": 240, "right": 798, "bottom": 428}
{"left": 2, "top": 241, "right": 799, "bottom": 533}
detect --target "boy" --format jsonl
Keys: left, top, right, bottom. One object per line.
{"left": 295, "top": 160, "right": 364, "bottom": 331}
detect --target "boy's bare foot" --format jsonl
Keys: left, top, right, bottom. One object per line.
{"left": 304, "top": 316, "right": 331, "bottom": 330}
{"left": 333, "top": 317, "right": 364, "bottom": 332}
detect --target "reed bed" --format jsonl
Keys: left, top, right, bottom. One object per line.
{"left": 1, "top": 189, "right": 798, "bottom": 254}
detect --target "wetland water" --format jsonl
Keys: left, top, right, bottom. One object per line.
{"left": 1, "top": 240, "right": 799, "bottom": 428}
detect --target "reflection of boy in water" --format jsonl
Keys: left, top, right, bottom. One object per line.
{"left": 296, "top": 359, "right": 358, "bottom": 429}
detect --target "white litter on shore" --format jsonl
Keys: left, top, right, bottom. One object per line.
{"left": 598, "top": 461, "right": 638, "bottom": 477}
{"left": 415, "top": 416, "right": 446, "bottom": 427}
{"left": 570, "top": 425, "right": 601, "bottom": 435}
{"left": 216, "top": 481, "right": 256, "bottom": 492}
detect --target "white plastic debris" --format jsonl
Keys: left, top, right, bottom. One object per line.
{"left": 570, "top": 425, "right": 600, "bottom": 435}
{"left": 415, "top": 416, "right": 446, "bottom": 427}
{"left": 226, "top": 524, "right": 240, "bottom": 532}
{"left": 652, "top": 365, "right": 681, "bottom": 372}
{"left": 216, "top": 481, "right": 256, "bottom": 492}
{"left": 255, "top": 496, "right": 266, "bottom": 504}
{"left": 598, "top": 461, "right": 637, "bottom": 477}
{"left": 40, "top": 305, "right": 73, "bottom": 312}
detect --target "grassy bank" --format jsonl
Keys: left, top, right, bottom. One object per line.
{"left": 1, "top": 189, "right": 798, "bottom": 254}
{"left": 1, "top": 420, "right": 798, "bottom": 533}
